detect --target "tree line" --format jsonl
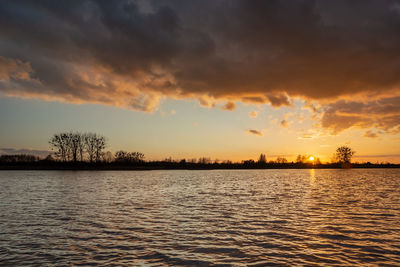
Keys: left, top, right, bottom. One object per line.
{"left": 47, "top": 132, "right": 354, "bottom": 165}
{"left": 3, "top": 133, "right": 384, "bottom": 169}
{"left": 7, "top": 132, "right": 358, "bottom": 165}
{"left": 49, "top": 131, "right": 146, "bottom": 164}
{"left": 49, "top": 132, "right": 106, "bottom": 163}
{"left": 247, "top": 146, "right": 354, "bottom": 166}
{"left": 47, "top": 131, "right": 356, "bottom": 165}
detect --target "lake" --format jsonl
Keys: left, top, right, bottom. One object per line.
{"left": 1, "top": 169, "right": 400, "bottom": 265}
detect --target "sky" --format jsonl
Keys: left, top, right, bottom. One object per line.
{"left": 1, "top": 0, "right": 400, "bottom": 163}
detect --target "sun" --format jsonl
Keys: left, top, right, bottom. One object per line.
{"left": 309, "top": 156, "right": 315, "bottom": 161}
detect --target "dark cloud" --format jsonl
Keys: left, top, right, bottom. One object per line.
{"left": 248, "top": 129, "right": 263, "bottom": 136}
{"left": 0, "top": 148, "right": 51, "bottom": 157}
{"left": 1, "top": 0, "right": 400, "bottom": 122}
{"left": 321, "top": 96, "right": 400, "bottom": 134}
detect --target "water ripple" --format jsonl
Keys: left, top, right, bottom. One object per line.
{"left": 1, "top": 169, "right": 400, "bottom": 265}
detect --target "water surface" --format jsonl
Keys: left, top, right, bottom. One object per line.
{"left": 1, "top": 169, "right": 400, "bottom": 265}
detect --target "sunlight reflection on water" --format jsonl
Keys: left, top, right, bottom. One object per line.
{"left": 309, "top": 168, "right": 316, "bottom": 185}
{"left": 1, "top": 169, "right": 400, "bottom": 265}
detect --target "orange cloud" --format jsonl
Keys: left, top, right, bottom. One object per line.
{"left": 0, "top": 56, "right": 35, "bottom": 81}
{"left": 249, "top": 111, "right": 258, "bottom": 118}
{"left": 221, "top": 101, "right": 236, "bottom": 111}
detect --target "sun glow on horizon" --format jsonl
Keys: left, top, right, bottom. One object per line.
{"left": 309, "top": 156, "right": 315, "bottom": 161}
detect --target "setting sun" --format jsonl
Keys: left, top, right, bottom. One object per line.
{"left": 309, "top": 156, "right": 315, "bottom": 161}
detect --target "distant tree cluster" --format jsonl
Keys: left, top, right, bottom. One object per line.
{"left": 296, "top": 155, "right": 309, "bottom": 163}
{"left": 0, "top": 154, "right": 40, "bottom": 163}
{"left": 275, "top": 157, "right": 288, "bottom": 164}
{"left": 49, "top": 132, "right": 106, "bottom": 162}
{"left": 198, "top": 157, "right": 212, "bottom": 164}
{"left": 114, "top": 151, "right": 145, "bottom": 163}
{"left": 296, "top": 154, "right": 321, "bottom": 164}
{"left": 258, "top": 153, "right": 267, "bottom": 164}
{"left": 1, "top": 136, "right": 367, "bottom": 170}
{"left": 1, "top": 142, "right": 398, "bottom": 169}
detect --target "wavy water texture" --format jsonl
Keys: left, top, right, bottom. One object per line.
{"left": 1, "top": 169, "right": 400, "bottom": 265}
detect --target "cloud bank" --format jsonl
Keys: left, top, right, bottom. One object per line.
{"left": 1, "top": 0, "right": 400, "bottom": 131}
{"left": 321, "top": 96, "right": 400, "bottom": 134}
{"left": 0, "top": 148, "right": 51, "bottom": 157}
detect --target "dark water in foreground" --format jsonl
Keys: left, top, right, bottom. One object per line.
{"left": 1, "top": 169, "right": 400, "bottom": 266}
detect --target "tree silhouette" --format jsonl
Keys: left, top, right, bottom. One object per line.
{"left": 50, "top": 132, "right": 106, "bottom": 162}
{"left": 276, "top": 157, "right": 288, "bottom": 164}
{"left": 257, "top": 153, "right": 267, "bottom": 164}
{"left": 67, "top": 132, "right": 82, "bottom": 163}
{"left": 93, "top": 134, "right": 106, "bottom": 162}
{"left": 84, "top": 133, "right": 97, "bottom": 163}
{"left": 198, "top": 157, "right": 211, "bottom": 164}
{"left": 335, "top": 146, "right": 355, "bottom": 163}
{"left": 114, "top": 150, "right": 144, "bottom": 163}
{"left": 49, "top": 133, "right": 69, "bottom": 161}
{"left": 296, "top": 154, "right": 307, "bottom": 163}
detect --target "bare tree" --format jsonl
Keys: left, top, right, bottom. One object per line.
{"left": 49, "top": 133, "right": 69, "bottom": 161}
{"left": 336, "top": 146, "right": 355, "bottom": 163}
{"left": 77, "top": 135, "right": 85, "bottom": 161}
{"left": 94, "top": 135, "right": 106, "bottom": 162}
{"left": 83, "top": 133, "right": 97, "bottom": 163}
{"left": 66, "top": 132, "right": 83, "bottom": 163}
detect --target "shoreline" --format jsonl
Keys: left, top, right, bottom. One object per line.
{"left": 1, "top": 162, "right": 399, "bottom": 171}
